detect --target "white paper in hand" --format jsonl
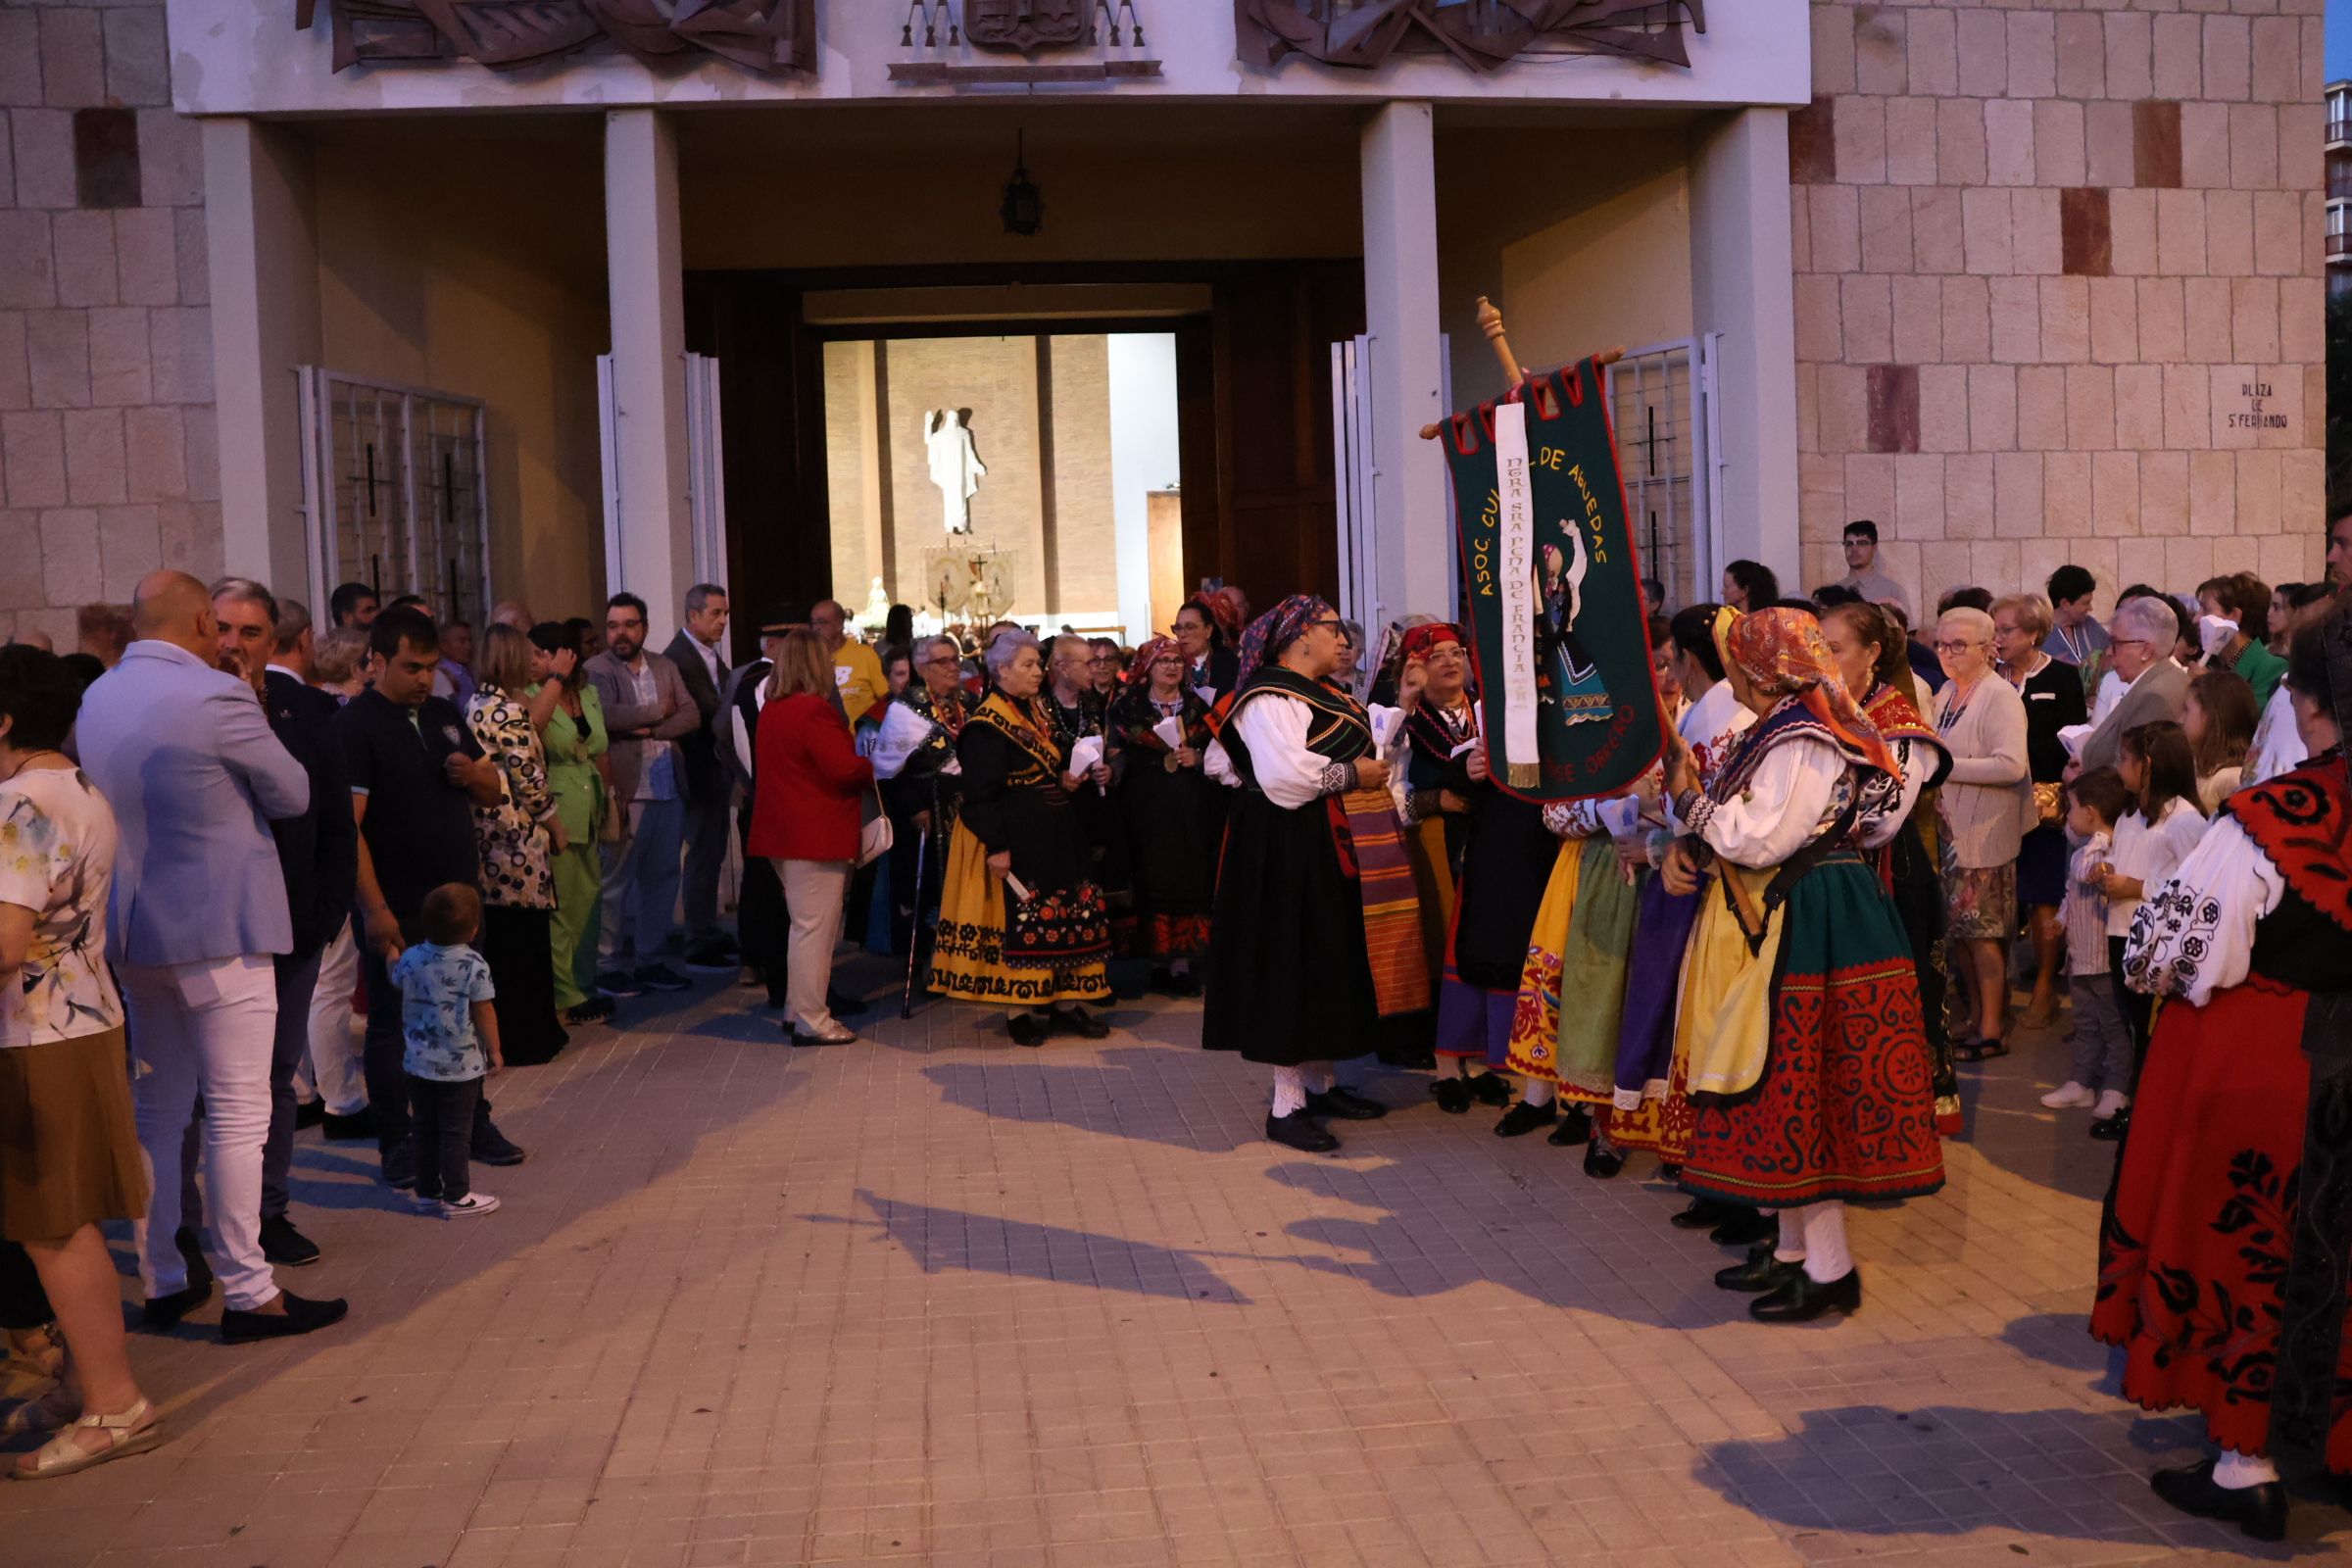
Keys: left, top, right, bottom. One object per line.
{"left": 1369, "top": 705, "right": 1404, "bottom": 751}
{"left": 2058, "top": 721, "right": 2093, "bottom": 760}
{"left": 1152, "top": 714, "right": 1185, "bottom": 750}
{"left": 1068, "top": 734, "right": 1105, "bottom": 776}
{"left": 868, "top": 700, "right": 938, "bottom": 780}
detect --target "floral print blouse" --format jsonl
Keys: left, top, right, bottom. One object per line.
{"left": 0, "top": 766, "right": 123, "bottom": 1048}
{"left": 465, "top": 687, "right": 557, "bottom": 910}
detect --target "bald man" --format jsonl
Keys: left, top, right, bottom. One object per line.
{"left": 75, "top": 570, "right": 349, "bottom": 1343}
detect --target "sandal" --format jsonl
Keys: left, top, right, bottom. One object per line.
{"left": 11, "top": 1396, "right": 165, "bottom": 1481}
{"left": 1952, "top": 1037, "right": 2010, "bottom": 1063}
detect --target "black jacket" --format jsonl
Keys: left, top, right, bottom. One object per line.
{"left": 265, "top": 669, "right": 359, "bottom": 960}
{"left": 663, "top": 629, "right": 729, "bottom": 804}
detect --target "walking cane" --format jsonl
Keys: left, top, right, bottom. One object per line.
{"left": 900, "top": 779, "right": 935, "bottom": 1019}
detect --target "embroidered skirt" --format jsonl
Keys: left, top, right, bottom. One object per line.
{"left": 1505, "top": 836, "right": 1640, "bottom": 1102}
{"left": 929, "top": 821, "right": 1109, "bottom": 1008}
{"left": 2091, "top": 976, "right": 2352, "bottom": 1470}
{"left": 1681, "top": 858, "right": 1945, "bottom": 1208}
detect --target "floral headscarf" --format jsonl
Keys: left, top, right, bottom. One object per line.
{"left": 1723, "top": 607, "right": 1900, "bottom": 780}
{"left": 1399, "top": 621, "right": 1465, "bottom": 663}
{"left": 1238, "top": 594, "right": 1337, "bottom": 677}
{"left": 1205, "top": 586, "right": 1250, "bottom": 645}
{"left": 1126, "top": 635, "right": 1183, "bottom": 687}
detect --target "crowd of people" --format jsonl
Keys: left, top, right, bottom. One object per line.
{"left": 3, "top": 515, "right": 2349, "bottom": 1525}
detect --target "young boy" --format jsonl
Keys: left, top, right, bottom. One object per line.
{"left": 391, "top": 883, "right": 504, "bottom": 1217}
{"left": 2041, "top": 768, "right": 2135, "bottom": 1122}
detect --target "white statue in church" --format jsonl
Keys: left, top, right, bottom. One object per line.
{"left": 925, "top": 408, "right": 987, "bottom": 536}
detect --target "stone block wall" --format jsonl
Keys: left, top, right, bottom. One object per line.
{"left": 1792, "top": 0, "right": 2328, "bottom": 615}
{"left": 0, "top": 0, "right": 219, "bottom": 647}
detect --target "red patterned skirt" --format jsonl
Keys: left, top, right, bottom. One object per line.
{"left": 2091, "top": 977, "right": 2352, "bottom": 1469}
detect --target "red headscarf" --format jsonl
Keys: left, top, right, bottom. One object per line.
{"left": 1723, "top": 608, "right": 1900, "bottom": 781}
{"left": 1126, "top": 635, "right": 1182, "bottom": 687}
{"left": 1398, "top": 621, "right": 1465, "bottom": 663}
{"left": 1205, "top": 585, "right": 1250, "bottom": 645}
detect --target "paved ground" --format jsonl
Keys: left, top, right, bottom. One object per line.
{"left": 5, "top": 960, "right": 2348, "bottom": 1567}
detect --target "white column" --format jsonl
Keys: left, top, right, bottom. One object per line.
{"left": 204, "top": 118, "right": 320, "bottom": 604}
{"left": 604, "top": 108, "right": 694, "bottom": 639}
{"left": 1360, "top": 102, "right": 1452, "bottom": 624}
{"left": 1688, "top": 108, "right": 1800, "bottom": 590}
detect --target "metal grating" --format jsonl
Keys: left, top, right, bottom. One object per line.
{"left": 1606, "top": 339, "right": 1712, "bottom": 615}
{"left": 300, "top": 368, "right": 491, "bottom": 624}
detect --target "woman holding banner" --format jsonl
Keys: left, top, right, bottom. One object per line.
{"left": 1659, "top": 608, "right": 1944, "bottom": 1323}
{"left": 1202, "top": 596, "right": 1423, "bottom": 1152}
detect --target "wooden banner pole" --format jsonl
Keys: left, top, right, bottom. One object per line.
{"left": 1419, "top": 294, "right": 1624, "bottom": 440}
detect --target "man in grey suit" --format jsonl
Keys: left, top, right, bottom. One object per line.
{"left": 2074, "top": 595, "right": 2190, "bottom": 774}
{"left": 75, "top": 571, "right": 349, "bottom": 1344}
{"left": 663, "top": 583, "right": 736, "bottom": 970}
{"left": 587, "top": 592, "right": 701, "bottom": 995}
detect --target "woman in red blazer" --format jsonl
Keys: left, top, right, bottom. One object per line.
{"left": 749, "top": 630, "right": 874, "bottom": 1045}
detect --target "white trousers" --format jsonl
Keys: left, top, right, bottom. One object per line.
{"left": 305, "top": 918, "right": 368, "bottom": 1116}
{"left": 122, "top": 955, "right": 281, "bottom": 1311}
{"left": 776, "top": 858, "right": 851, "bottom": 1034}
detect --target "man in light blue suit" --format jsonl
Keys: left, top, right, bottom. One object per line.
{"left": 74, "top": 570, "right": 349, "bottom": 1345}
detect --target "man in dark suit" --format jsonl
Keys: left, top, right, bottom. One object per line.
{"left": 664, "top": 583, "right": 735, "bottom": 970}
{"left": 200, "top": 579, "right": 359, "bottom": 1271}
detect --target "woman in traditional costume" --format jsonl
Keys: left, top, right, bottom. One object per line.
{"left": 1202, "top": 596, "right": 1421, "bottom": 1152}
{"left": 1107, "top": 636, "right": 1220, "bottom": 996}
{"left": 1660, "top": 608, "right": 1943, "bottom": 1323}
{"left": 928, "top": 630, "right": 1113, "bottom": 1044}
{"left": 1822, "top": 601, "right": 1961, "bottom": 1135}
{"left": 2091, "top": 611, "right": 2352, "bottom": 1542}
{"left": 1607, "top": 606, "right": 1755, "bottom": 1217}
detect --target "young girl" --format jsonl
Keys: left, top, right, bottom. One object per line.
{"left": 2094, "top": 720, "right": 2208, "bottom": 1140}
{"left": 2041, "top": 768, "right": 2136, "bottom": 1126}
{"left": 2182, "top": 669, "right": 2258, "bottom": 813}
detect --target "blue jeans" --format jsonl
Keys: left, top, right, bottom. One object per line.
{"left": 599, "top": 796, "right": 685, "bottom": 967}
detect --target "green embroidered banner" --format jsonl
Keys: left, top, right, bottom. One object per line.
{"left": 1440, "top": 356, "right": 1665, "bottom": 803}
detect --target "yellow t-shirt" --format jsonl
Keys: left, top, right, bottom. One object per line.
{"left": 834, "top": 640, "right": 885, "bottom": 725}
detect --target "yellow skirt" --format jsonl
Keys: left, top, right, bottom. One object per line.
{"left": 928, "top": 822, "right": 1109, "bottom": 1007}
{"left": 1609, "top": 863, "right": 1777, "bottom": 1158}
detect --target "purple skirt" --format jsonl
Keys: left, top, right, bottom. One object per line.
{"left": 1612, "top": 875, "right": 1704, "bottom": 1095}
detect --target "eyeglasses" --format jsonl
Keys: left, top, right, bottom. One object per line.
{"left": 2110, "top": 638, "right": 2153, "bottom": 651}
{"left": 1931, "top": 640, "right": 1982, "bottom": 655}
{"left": 1305, "top": 618, "right": 1345, "bottom": 633}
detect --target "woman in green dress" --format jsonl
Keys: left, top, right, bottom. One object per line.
{"left": 529, "top": 621, "right": 612, "bottom": 1025}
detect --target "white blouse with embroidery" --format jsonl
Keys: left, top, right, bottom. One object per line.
{"left": 1683, "top": 735, "right": 1855, "bottom": 871}
{"left": 1204, "top": 695, "right": 1387, "bottom": 813}
{"left": 2122, "top": 814, "right": 2282, "bottom": 1006}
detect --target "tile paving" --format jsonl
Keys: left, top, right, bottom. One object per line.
{"left": 3, "top": 961, "right": 2346, "bottom": 1566}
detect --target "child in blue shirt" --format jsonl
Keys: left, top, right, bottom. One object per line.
{"left": 390, "top": 883, "right": 504, "bottom": 1217}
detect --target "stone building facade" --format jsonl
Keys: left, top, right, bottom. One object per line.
{"left": 0, "top": 0, "right": 2327, "bottom": 647}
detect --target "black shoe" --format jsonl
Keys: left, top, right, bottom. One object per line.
{"left": 1008, "top": 1011, "right": 1051, "bottom": 1047}
{"left": 1431, "top": 1077, "right": 1474, "bottom": 1114}
{"left": 1377, "top": 1044, "right": 1439, "bottom": 1071}
{"left": 788, "top": 1025, "right": 855, "bottom": 1048}
{"left": 1659, "top": 1162, "right": 1683, "bottom": 1180}
{"left": 1715, "top": 1242, "right": 1797, "bottom": 1293}
{"left": 1547, "top": 1104, "right": 1593, "bottom": 1147}
{"left": 140, "top": 1282, "right": 210, "bottom": 1330}
{"left": 2148, "top": 1459, "right": 2288, "bottom": 1543}
{"left": 1266, "top": 1110, "right": 1340, "bottom": 1152}
{"left": 599, "top": 967, "right": 643, "bottom": 998}
{"left": 320, "top": 1110, "right": 373, "bottom": 1141}
{"left": 1468, "top": 1072, "right": 1513, "bottom": 1108}
{"left": 381, "top": 1141, "right": 416, "bottom": 1191}
{"left": 682, "top": 940, "right": 736, "bottom": 971}
{"left": 1583, "top": 1141, "right": 1626, "bottom": 1179}
{"left": 634, "top": 963, "right": 690, "bottom": 993}
{"left": 1710, "top": 1208, "right": 1775, "bottom": 1248}
{"left": 1306, "top": 1087, "right": 1388, "bottom": 1122}
{"left": 1163, "top": 970, "right": 1202, "bottom": 999}
{"left": 1749, "top": 1267, "right": 1862, "bottom": 1323}
{"left": 1053, "top": 1006, "right": 1110, "bottom": 1040}
{"left": 472, "top": 1127, "right": 528, "bottom": 1167}
{"left": 564, "top": 997, "right": 615, "bottom": 1026}
{"left": 221, "top": 1289, "right": 350, "bottom": 1345}
{"left": 827, "top": 988, "right": 866, "bottom": 1018}
{"left": 1494, "top": 1100, "right": 1558, "bottom": 1138}
{"left": 1671, "top": 1199, "right": 1731, "bottom": 1231}
{"left": 259, "top": 1215, "right": 320, "bottom": 1268}
{"left": 2089, "top": 1107, "right": 2132, "bottom": 1142}
{"left": 294, "top": 1099, "right": 325, "bottom": 1131}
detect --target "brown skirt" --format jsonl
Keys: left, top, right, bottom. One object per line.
{"left": 0, "top": 1027, "right": 147, "bottom": 1243}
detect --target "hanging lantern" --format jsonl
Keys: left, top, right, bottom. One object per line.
{"left": 1001, "top": 130, "right": 1044, "bottom": 236}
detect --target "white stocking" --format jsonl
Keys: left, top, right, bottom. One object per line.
{"left": 1271, "top": 1067, "right": 1307, "bottom": 1118}
{"left": 1522, "top": 1079, "right": 1557, "bottom": 1108}
{"left": 1772, "top": 1204, "right": 1806, "bottom": 1265}
{"left": 1799, "top": 1201, "right": 1852, "bottom": 1283}
{"left": 2213, "top": 1450, "right": 2279, "bottom": 1490}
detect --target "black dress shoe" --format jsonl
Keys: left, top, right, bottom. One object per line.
{"left": 221, "top": 1289, "right": 350, "bottom": 1345}
{"left": 1431, "top": 1077, "right": 1474, "bottom": 1114}
{"left": 1547, "top": 1104, "right": 1593, "bottom": 1147}
{"left": 2089, "top": 1107, "right": 2132, "bottom": 1142}
{"left": 1266, "top": 1110, "right": 1340, "bottom": 1152}
{"left": 634, "top": 963, "right": 691, "bottom": 993}
{"left": 472, "top": 1127, "right": 528, "bottom": 1167}
{"left": 1715, "top": 1242, "right": 1797, "bottom": 1293}
{"left": 320, "top": 1110, "right": 373, "bottom": 1141}
{"left": 1377, "top": 1045, "right": 1438, "bottom": 1071}
{"left": 1007, "top": 1011, "right": 1052, "bottom": 1047}
{"left": 2148, "top": 1460, "right": 2288, "bottom": 1543}
{"left": 294, "top": 1099, "right": 325, "bottom": 1131}
{"left": 1749, "top": 1267, "right": 1862, "bottom": 1323}
{"left": 1053, "top": 1007, "right": 1110, "bottom": 1040}
{"left": 259, "top": 1214, "right": 320, "bottom": 1268}
{"left": 140, "top": 1281, "right": 211, "bottom": 1330}
{"left": 1671, "top": 1198, "right": 1731, "bottom": 1231}
{"left": 1306, "top": 1087, "right": 1387, "bottom": 1121}
{"left": 1467, "top": 1072, "right": 1513, "bottom": 1108}
{"left": 1710, "top": 1208, "right": 1775, "bottom": 1248}
{"left": 1494, "top": 1100, "right": 1558, "bottom": 1138}
{"left": 1583, "top": 1142, "right": 1626, "bottom": 1179}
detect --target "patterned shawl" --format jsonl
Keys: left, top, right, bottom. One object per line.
{"left": 1724, "top": 608, "right": 1900, "bottom": 783}
{"left": 1236, "top": 594, "right": 1335, "bottom": 679}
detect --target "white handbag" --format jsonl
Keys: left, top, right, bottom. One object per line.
{"left": 857, "top": 787, "right": 894, "bottom": 868}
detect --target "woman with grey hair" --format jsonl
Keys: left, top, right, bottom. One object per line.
{"left": 927, "top": 630, "right": 1112, "bottom": 1044}
{"left": 1932, "top": 605, "right": 2032, "bottom": 1058}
